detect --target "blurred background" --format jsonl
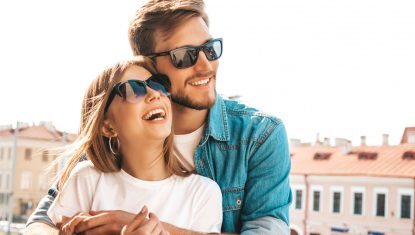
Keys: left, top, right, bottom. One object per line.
{"left": 0, "top": 0, "right": 414, "bottom": 234}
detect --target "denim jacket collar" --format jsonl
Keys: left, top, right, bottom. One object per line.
{"left": 200, "top": 95, "right": 229, "bottom": 145}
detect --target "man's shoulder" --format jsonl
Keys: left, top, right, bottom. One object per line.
{"left": 221, "top": 97, "right": 284, "bottom": 130}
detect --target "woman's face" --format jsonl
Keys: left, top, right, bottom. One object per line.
{"left": 105, "top": 65, "right": 172, "bottom": 144}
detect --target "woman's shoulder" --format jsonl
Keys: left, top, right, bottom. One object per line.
{"left": 69, "top": 160, "right": 101, "bottom": 178}
{"left": 177, "top": 174, "right": 221, "bottom": 194}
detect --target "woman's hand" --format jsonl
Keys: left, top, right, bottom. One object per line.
{"left": 121, "top": 206, "right": 169, "bottom": 235}
{"left": 58, "top": 211, "right": 91, "bottom": 235}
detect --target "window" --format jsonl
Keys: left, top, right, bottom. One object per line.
{"left": 8, "top": 147, "right": 11, "bottom": 160}
{"left": 20, "top": 171, "right": 32, "bottom": 190}
{"left": 376, "top": 193, "right": 386, "bottom": 216}
{"left": 354, "top": 192, "right": 363, "bottom": 215}
{"left": 398, "top": 188, "right": 413, "bottom": 219}
{"left": 402, "top": 151, "right": 415, "bottom": 160}
{"left": 42, "top": 150, "right": 48, "bottom": 162}
{"left": 331, "top": 186, "right": 343, "bottom": 214}
{"left": 295, "top": 190, "right": 303, "bottom": 210}
{"left": 313, "top": 152, "right": 331, "bottom": 160}
{"left": 408, "top": 132, "right": 415, "bottom": 144}
{"left": 352, "top": 187, "right": 365, "bottom": 216}
{"left": 401, "top": 195, "right": 411, "bottom": 219}
{"left": 6, "top": 174, "right": 10, "bottom": 190}
{"left": 38, "top": 174, "right": 48, "bottom": 190}
{"left": 333, "top": 192, "right": 341, "bottom": 213}
{"left": 313, "top": 191, "right": 321, "bottom": 211}
{"left": 358, "top": 152, "right": 377, "bottom": 160}
{"left": 373, "top": 188, "right": 388, "bottom": 217}
{"left": 25, "top": 148, "right": 32, "bottom": 161}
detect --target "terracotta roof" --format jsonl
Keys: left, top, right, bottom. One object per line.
{"left": 0, "top": 124, "right": 76, "bottom": 142}
{"left": 290, "top": 144, "right": 415, "bottom": 178}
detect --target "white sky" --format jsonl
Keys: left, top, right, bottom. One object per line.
{"left": 0, "top": 0, "right": 414, "bottom": 146}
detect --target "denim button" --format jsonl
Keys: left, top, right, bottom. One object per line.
{"left": 236, "top": 198, "right": 242, "bottom": 205}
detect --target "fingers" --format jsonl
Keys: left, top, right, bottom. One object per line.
{"left": 74, "top": 211, "right": 112, "bottom": 233}
{"left": 122, "top": 206, "right": 149, "bottom": 233}
{"left": 83, "top": 223, "right": 122, "bottom": 235}
{"left": 60, "top": 212, "right": 90, "bottom": 235}
{"left": 140, "top": 212, "right": 158, "bottom": 231}
{"left": 148, "top": 213, "right": 168, "bottom": 235}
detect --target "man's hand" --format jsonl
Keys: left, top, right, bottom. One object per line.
{"left": 59, "top": 212, "right": 91, "bottom": 235}
{"left": 121, "top": 207, "right": 168, "bottom": 235}
{"left": 73, "top": 209, "right": 136, "bottom": 235}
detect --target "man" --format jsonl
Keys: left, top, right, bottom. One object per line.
{"left": 25, "top": 0, "right": 291, "bottom": 234}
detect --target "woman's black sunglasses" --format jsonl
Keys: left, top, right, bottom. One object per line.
{"left": 145, "top": 38, "right": 223, "bottom": 69}
{"left": 104, "top": 74, "right": 170, "bottom": 113}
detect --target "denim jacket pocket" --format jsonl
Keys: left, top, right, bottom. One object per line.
{"left": 222, "top": 186, "right": 245, "bottom": 212}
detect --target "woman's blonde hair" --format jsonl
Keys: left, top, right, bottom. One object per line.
{"left": 57, "top": 56, "right": 191, "bottom": 192}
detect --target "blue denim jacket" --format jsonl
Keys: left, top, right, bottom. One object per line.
{"left": 194, "top": 95, "right": 291, "bottom": 233}
{"left": 27, "top": 95, "right": 291, "bottom": 234}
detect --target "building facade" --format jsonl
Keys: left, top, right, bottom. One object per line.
{"left": 0, "top": 122, "right": 75, "bottom": 222}
{"left": 289, "top": 129, "right": 415, "bottom": 235}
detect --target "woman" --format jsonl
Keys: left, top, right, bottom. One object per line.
{"left": 47, "top": 57, "right": 222, "bottom": 235}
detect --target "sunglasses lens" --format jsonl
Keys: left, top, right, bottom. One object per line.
{"left": 147, "top": 79, "right": 169, "bottom": 96}
{"left": 204, "top": 40, "right": 222, "bottom": 61}
{"left": 119, "top": 81, "right": 146, "bottom": 103}
{"left": 171, "top": 47, "right": 198, "bottom": 69}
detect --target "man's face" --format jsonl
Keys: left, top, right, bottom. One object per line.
{"left": 153, "top": 16, "right": 219, "bottom": 110}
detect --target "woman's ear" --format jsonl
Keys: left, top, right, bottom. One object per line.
{"left": 102, "top": 120, "right": 117, "bottom": 137}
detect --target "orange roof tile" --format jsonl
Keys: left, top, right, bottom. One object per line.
{"left": 290, "top": 144, "right": 415, "bottom": 178}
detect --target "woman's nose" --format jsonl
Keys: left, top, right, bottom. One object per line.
{"left": 144, "top": 86, "right": 161, "bottom": 103}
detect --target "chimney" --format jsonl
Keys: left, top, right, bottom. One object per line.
{"left": 315, "top": 133, "right": 322, "bottom": 146}
{"left": 382, "top": 134, "right": 389, "bottom": 146}
{"left": 323, "top": 138, "right": 330, "bottom": 146}
{"left": 335, "top": 138, "right": 352, "bottom": 154}
{"left": 290, "top": 139, "right": 301, "bottom": 148}
{"left": 360, "top": 136, "right": 366, "bottom": 146}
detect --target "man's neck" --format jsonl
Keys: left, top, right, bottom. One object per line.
{"left": 172, "top": 102, "right": 208, "bottom": 135}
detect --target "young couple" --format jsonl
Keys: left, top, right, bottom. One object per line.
{"left": 25, "top": 0, "right": 292, "bottom": 234}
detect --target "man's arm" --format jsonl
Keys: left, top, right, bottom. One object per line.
{"left": 24, "top": 223, "right": 58, "bottom": 235}
{"left": 25, "top": 191, "right": 59, "bottom": 235}
{"left": 240, "top": 121, "right": 292, "bottom": 234}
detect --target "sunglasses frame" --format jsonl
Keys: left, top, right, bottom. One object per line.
{"left": 104, "top": 74, "right": 170, "bottom": 113}
{"left": 145, "top": 38, "right": 223, "bottom": 69}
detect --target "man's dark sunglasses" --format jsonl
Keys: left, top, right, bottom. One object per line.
{"left": 145, "top": 38, "right": 223, "bottom": 69}
{"left": 104, "top": 74, "right": 170, "bottom": 113}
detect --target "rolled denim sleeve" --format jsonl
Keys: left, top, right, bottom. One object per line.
{"left": 26, "top": 186, "right": 58, "bottom": 227}
{"left": 240, "top": 121, "right": 292, "bottom": 233}
{"left": 241, "top": 216, "right": 289, "bottom": 235}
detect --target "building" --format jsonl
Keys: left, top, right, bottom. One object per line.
{"left": 289, "top": 129, "right": 415, "bottom": 235}
{"left": 0, "top": 122, "right": 76, "bottom": 222}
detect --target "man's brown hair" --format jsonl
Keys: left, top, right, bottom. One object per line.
{"left": 128, "top": 0, "right": 209, "bottom": 56}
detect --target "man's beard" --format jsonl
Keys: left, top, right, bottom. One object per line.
{"left": 171, "top": 89, "right": 216, "bottom": 110}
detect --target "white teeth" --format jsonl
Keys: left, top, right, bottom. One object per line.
{"left": 143, "top": 108, "right": 166, "bottom": 120}
{"left": 190, "top": 78, "right": 209, "bottom": 86}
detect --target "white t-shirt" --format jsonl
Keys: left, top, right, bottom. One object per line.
{"left": 173, "top": 124, "right": 205, "bottom": 169}
{"left": 48, "top": 161, "right": 222, "bottom": 233}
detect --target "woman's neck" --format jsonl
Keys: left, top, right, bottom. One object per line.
{"left": 120, "top": 140, "right": 171, "bottom": 181}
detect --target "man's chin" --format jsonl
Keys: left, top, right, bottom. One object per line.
{"left": 171, "top": 94, "right": 216, "bottom": 110}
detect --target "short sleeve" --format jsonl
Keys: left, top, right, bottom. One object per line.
{"left": 47, "top": 161, "right": 98, "bottom": 224}
{"left": 190, "top": 179, "right": 223, "bottom": 233}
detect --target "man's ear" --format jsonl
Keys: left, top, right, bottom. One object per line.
{"left": 102, "top": 120, "right": 117, "bottom": 137}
